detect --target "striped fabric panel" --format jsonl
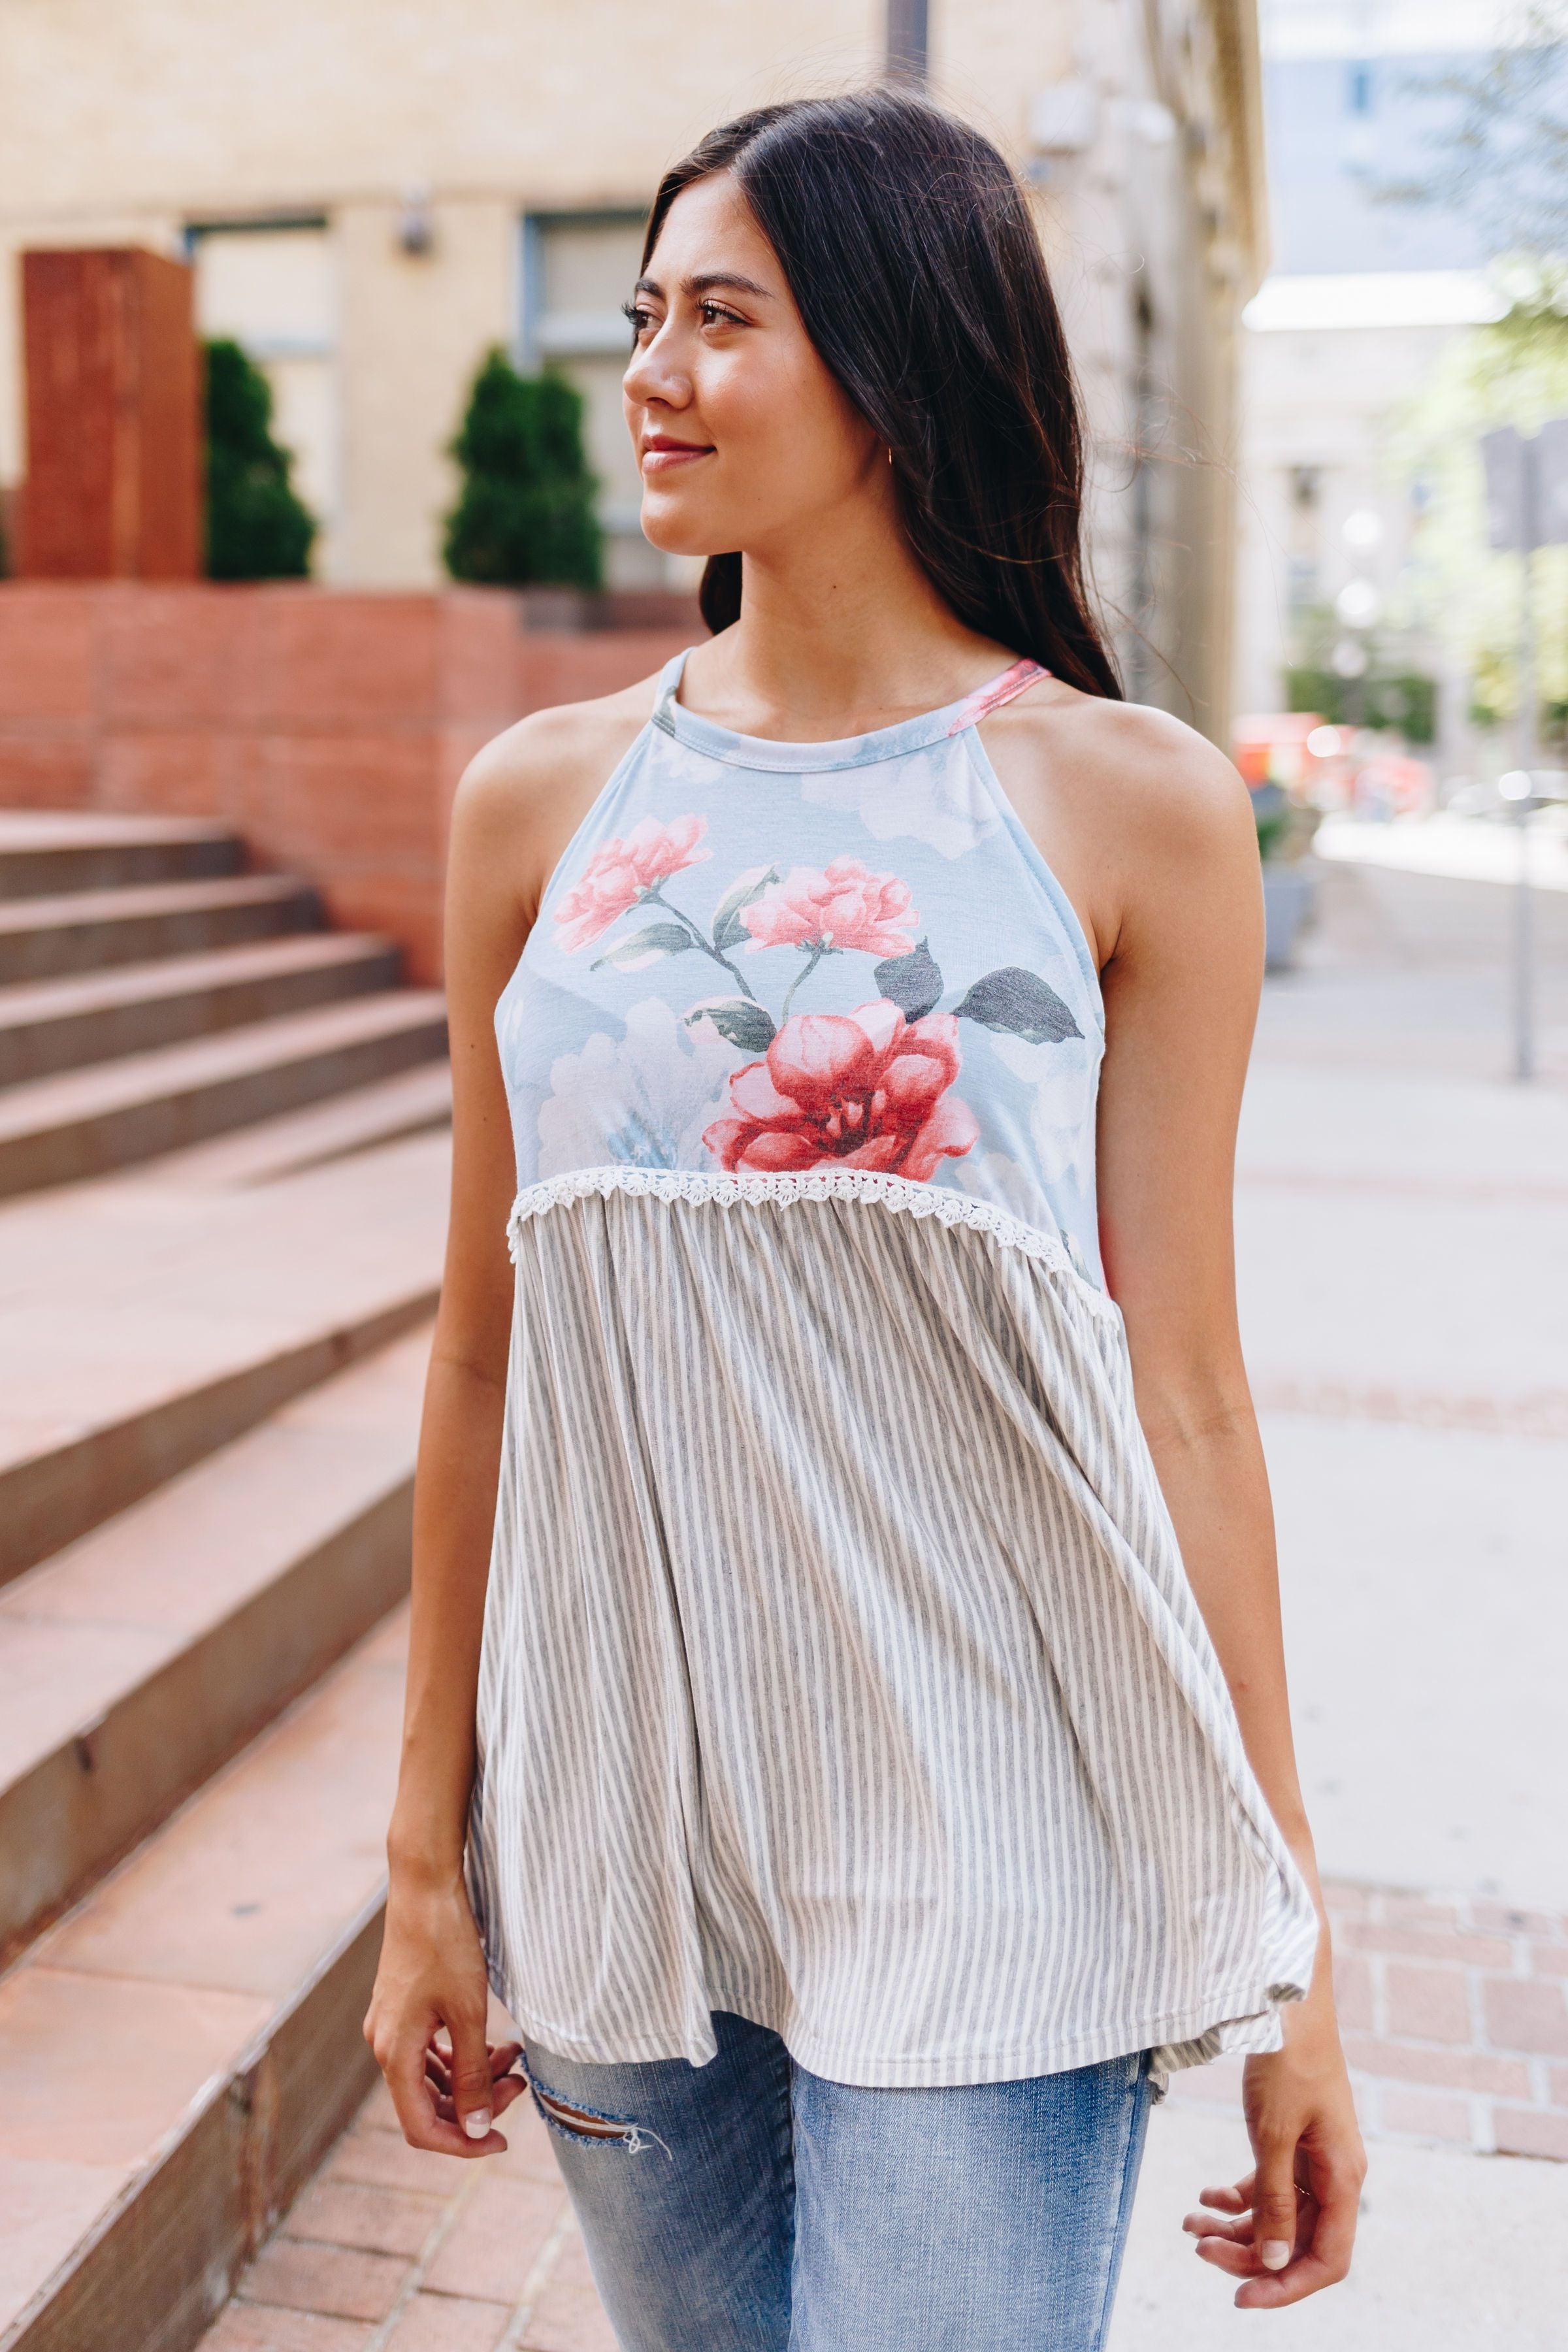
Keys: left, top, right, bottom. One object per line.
{"left": 466, "top": 1187, "right": 1320, "bottom": 2091}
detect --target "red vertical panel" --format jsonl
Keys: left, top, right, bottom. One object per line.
{"left": 16, "top": 248, "right": 199, "bottom": 580}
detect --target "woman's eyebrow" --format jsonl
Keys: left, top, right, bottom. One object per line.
{"left": 631, "top": 272, "right": 774, "bottom": 301}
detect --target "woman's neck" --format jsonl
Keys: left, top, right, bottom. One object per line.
{"left": 683, "top": 492, "right": 1016, "bottom": 742}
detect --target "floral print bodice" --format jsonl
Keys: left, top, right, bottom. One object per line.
{"left": 495, "top": 650, "right": 1107, "bottom": 1284}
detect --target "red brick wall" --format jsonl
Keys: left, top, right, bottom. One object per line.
{"left": 0, "top": 583, "right": 693, "bottom": 980}
{"left": 16, "top": 250, "right": 201, "bottom": 581}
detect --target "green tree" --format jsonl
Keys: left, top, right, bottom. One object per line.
{"left": 1388, "top": 291, "right": 1568, "bottom": 736}
{"left": 443, "top": 349, "right": 602, "bottom": 589}
{"left": 203, "top": 338, "right": 316, "bottom": 581}
{"left": 1366, "top": 11, "right": 1568, "bottom": 742}
{"left": 1375, "top": 7, "right": 1568, "bottom": 261}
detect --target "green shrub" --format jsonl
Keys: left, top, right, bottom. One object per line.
{"left": 443, "top": 350, "right": 602, "bottom": 589}
{"left": 1369, "top": 673, "right": 1437, "bottom": 743}
{"left": 1284, "top": 666, "right": 1342, "bottom": 723}
{"left": 1254, "top": 798, "right": 1292, "bottom": 862}
{"left": 203, "top": 339, "right": 316, "bottom": 581}
{"left": 1284, "top": 664, "right": 1438, "bottom": 744}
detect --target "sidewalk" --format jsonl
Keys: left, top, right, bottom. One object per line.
{"left": 1316, "top": 809, "right": 1568, "bottom": 896}
{"left": 197, "top": 853, "right": 1567, "bottom": 2350}
{"left": 1238, "top": 857, "right": 1567, "bottom": 1911}
{"left": 1249, "top": 1276, "right": 1564, "bottom": 1904}
{"left": 1114, "top": 2097, "right": 1568, "bottom": 2351}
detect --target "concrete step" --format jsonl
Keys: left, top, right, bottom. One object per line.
{"left": 144, "top": 1060, "right": 453, "bottom": 1190}
{"left": 0, "top": 990, "right": 448, "bottom": 1196}
{"left": 0, "top": 1606, "right": 408, "bottom": 2352}
{"left": 0, "top": 875, "right": 322, "bottom": 985}
{"left": 0, "top": 1125, "right": 449, "bottom": 1586}
{"left": 0, "top": 1325, "right": 429, "bottom": 1964}
{"left": 0, "top": 813, "right": 244, "bottom": 901}
{"left": 0, "top": 934, "right": 402, "bottom": 1086}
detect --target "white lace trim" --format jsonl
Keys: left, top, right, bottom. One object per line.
{"left": 507, "top": 1166, "right": 1117, "bottom": 1316}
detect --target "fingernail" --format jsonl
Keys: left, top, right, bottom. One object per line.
{"left": 463, "top": 2108, "right": 491, "bottom": 2140}
{"left": 1259, "top": 2240, "right": 1291, "bottom": 2271}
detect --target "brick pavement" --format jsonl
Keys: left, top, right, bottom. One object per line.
{"left": 198, "top": 2076, "right": 615, "bottom": 2352}
{"left": 1172, "top": 1880, "right": 1568, "bottom": 2163}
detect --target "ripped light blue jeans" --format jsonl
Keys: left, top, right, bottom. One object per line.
{"left": 523, "top": 2011, "right": 1152, "bottom": 2351}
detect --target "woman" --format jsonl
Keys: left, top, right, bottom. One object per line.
{"left": 365, "top": 89, "right": 1365, "bottom": 2349}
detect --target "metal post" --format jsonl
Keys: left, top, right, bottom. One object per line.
{"left": 887, "top": 0, "right": 928, "bottom": 82}
{"left": 1512, "top": 792, "right": 1534, "bottom": 1081}
{"left": 1482, "top": 418, "right": 1568, "bottom": 1081}
{"left": 1513, "top": 438, "right": 1538, "bottom": 1083}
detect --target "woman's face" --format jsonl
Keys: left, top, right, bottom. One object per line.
{"left": 623, "top": 171, "right": 886, "bottom": 561}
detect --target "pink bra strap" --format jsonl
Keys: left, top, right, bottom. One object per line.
{"left": 945, "top": 658, "right": 1051, "bottom": 735}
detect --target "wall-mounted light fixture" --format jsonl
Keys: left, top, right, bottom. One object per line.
{"left": 1124, "top": 99, "right": 1177, "bottom": 146}
{"left": 1028, "top": 81, "right": 1098, "bottom": 159}
{"left": 1026, "top": 81, "right": 1098, "bottom": 184}
{"left": 397, "top": 186, "right": 434, "bottom": 257}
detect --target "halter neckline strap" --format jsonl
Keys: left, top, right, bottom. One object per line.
{"left": 651, "top": 652, "right": 1051, "bottom": 773}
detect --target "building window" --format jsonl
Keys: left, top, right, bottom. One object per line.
{"left": 520, "top": 209, "right": 670, "bottom": 589}
{"left": 186, "top": 219, "right": 338, "bottom": 573}
{"left": 1341, "top": 59, "right": 1377, "bottom": 171}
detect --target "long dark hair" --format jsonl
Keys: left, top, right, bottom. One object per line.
{"left": 641, "top": 89, "right": 1122, "bottom": 700}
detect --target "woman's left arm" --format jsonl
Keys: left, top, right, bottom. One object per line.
{"left": 1087, "top": 714, "right": 1365, "bottom": 2310}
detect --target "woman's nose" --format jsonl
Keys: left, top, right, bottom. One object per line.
{"left": 624, "top": 329, "right": 691, "bottom": 413}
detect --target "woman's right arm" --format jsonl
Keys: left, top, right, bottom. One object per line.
{"left": 363, "top": 734, "right": 553, "bottom": 2157}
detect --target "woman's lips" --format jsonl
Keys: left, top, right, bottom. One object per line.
{"left": 641, "top": 442, "right": 713, "bottom": 474}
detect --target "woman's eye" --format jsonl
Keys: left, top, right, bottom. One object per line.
{"left": 621, "top": 297, "right": 740, "bottom": 340}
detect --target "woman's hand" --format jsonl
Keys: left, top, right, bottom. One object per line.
{"left": 363, "top": 1867, "right": 527, "bottom": 2157}
{"left": 1183, "top": 1979, "right": 1366, "bottom": 2308}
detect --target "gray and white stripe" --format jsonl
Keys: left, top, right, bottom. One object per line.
{"left": 466, "top": 1176, "right": 1319, "bottom": 2091}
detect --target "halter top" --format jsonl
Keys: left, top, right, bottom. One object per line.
{"left": 495, "top": 653, "right": 1107, "bottom": 1281}
{"left": 467, "top": 652, "right": 1318, "bottom": 2091}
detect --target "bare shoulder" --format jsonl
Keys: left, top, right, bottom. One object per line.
{"left": 989, "top": 681, "right": 1252, "bottom": 860}
{"left": 455, "top": 672, "right": 657, "bottom": 826}
{"left": 449, "top": 672, "right": 659, "bottom": 917}
{"left": 979, "top": 681, "right": 1258, "bottom": 969}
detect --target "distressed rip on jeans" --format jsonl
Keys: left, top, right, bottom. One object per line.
{"left": 526, "top": 2066, "right": 672, "bottom": 2157}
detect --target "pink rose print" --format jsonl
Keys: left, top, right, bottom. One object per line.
{"left": 553, "top": 814, "right": 711, "bottom": 953}
{"left": 741, "top": 858, "right": 917, "bottom": 958}
{"left": 703, "top": 998, "right": 979, "bottom": 1182}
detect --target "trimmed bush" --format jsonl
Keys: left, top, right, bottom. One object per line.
{"left": 204, "top": 338, "right": 316, "bottom": 581}
{"left": 444, "top": 349, "right": 602, "bottom": 589}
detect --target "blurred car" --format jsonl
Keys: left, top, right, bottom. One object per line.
{"left": 1232, "top": 714, "right": 1433, "bottom": 823}
{"left": 1446, "top": 772, "right": 1568, "bottom": 821}
{"left": 1348, "top": 749, "right": 1434, "bottom": 821}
